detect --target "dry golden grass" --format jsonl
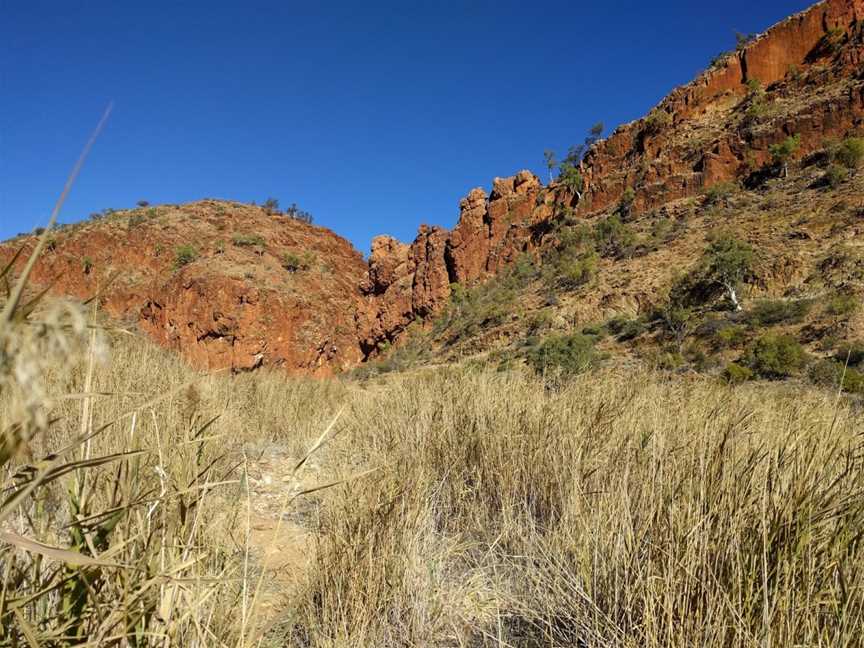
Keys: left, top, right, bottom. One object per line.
{"left": 279, "top": 367, "right": 864, "bottom": 647}
{"left": 2, "top": 295, "right": 863, "bottom": 645}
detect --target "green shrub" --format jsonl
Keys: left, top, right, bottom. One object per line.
{"left": 434, "top": 274, "right": 521, "bottom": 344}
{"left": 262, "top": 197, "right": 280, "bottom": 215}
{"left": 644, "top": 109, "right": 672, "bottom": 135}
{"left": 173, "top": 245, "right": 198, "bottom": 269}
{"left": 232, "top": 233, "right": 265, "bottom": 247}
{"left": 558, "top": 252, "right": 598, "bottom": 288}
{"left": 652, "top": 350, "right": 685, "bottom": 371}
{"left": 524, "top": 333, "right": 597, "bottom": 377}
{"left": 769, "top": 134, "right": 801, "bottom": 177}
{"left": 723, "top": 362, "right": 754, "bottom": 384}
{"left": 558, "top": 163, "right": 584, "bottom": 197}
{"left": 526, "top": 309, "right": 553, "bottom": 334}
{"left": 743, "top": 80, "right": 767, "bottom": 122}
{"left": 617, "top": 187, "right": 636, "bottom": 219}
{"left": 825, "top": 163, "right": 848, "bottom": 187}
{"left": 744, "top": 299, "right": 811, "bottom": 327}
{"left": 699, "top": 235, "right": 755, "bottom": 311}
{"left": 708, "top": 51, "right": 732, "bottom": 70}
{"left": 825, "top": 293, "right": 859, "bottom": 318}
{"left": 716, "top": 324, "right": 747, "bottom": 347}
{"left": 542, "top": 226, "right": 595, "bottom": 290}
{"left": 282, "top": 251, "right": 315, "bottom": 272}
{"left": 834, "top": 342, "right": 864, "bottom": 367}
{"left": 593, "top": 215, "right": 636, "bottom": 258}
{"left": 606, "top": 315, "right": 646, "bottom": 341}
{"left": 82, "top": 256, "right": 94, "bottom": 274}
{"left": 808, "top": 359, "right": 864, "bottom": 394}
{"left": 703, "top": 181, "right": 738, "bottom": 205}
{"left": 744, "top": 334, "right": 807, "bottom": 379}
{"left": 834, "top": 137, "right": 864, "bottom": 169}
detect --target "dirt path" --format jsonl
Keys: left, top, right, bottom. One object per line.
{"left": 240, "top": 444, "right": 320, "bottom": 637}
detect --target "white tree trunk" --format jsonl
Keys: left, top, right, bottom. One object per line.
{"left": 726, "top": 283, "right": 742, "bottom": 311}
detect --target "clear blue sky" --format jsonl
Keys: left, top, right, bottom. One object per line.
{"left": 1, "top": 0, "right": 812, "bottom": 254}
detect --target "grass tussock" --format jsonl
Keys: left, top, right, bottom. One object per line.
{"left": 282, "top": 368, "right": 864, "bottom": 647}
{"left": 0, "top": 258, "right": 342, "bottom": 644}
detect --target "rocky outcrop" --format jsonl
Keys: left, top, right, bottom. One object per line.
{"left": 0, "top": 201, "right": 368, "bottom": 376}
{"left": 575, "top": 0, "right": 864, "bottom": 215}
{"left": 3, "top": 0, "right": 864, "bottom": 373}
{"left": 354, "top": 0, "right": 864, "bottom": 354}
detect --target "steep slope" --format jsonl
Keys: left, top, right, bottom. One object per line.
{"left": 360, "top": 0, "right": 864, "bottom": 353}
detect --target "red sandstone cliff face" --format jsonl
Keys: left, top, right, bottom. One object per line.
{"left": 0, "top": 201, "right": 368, "bottom": 376}
{"left": 355, "top": 0, "right": 864, "bottom": 354}
{"left": 3, "top": 0, "right": 864, "bottom": 372}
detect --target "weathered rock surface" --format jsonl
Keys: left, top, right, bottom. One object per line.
{"left": 1, "top": 202, "right": 368, "bottom": 375}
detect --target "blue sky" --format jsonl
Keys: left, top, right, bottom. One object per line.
{"left": 1, "top": 0, "right": 812, "bottom": 254}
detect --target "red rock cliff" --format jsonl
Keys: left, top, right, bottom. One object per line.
{"left": 355, "top": 0, "right": 864, "bottom": 354}
{"left": 3, "top": 0, "right": 864, "bottom": 372}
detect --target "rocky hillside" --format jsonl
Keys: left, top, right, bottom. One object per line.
{"left": 1, "top": 202, "right": 368, "bottom": 375}
{"left": 3, "top": 0, "right": 864, "bottom": 376}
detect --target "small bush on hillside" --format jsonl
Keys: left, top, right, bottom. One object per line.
{"left": 558, "top": 252, "right": 598, "bottom": 288}
{"left": 834, "top": 137, "right": 864, "bottom": 169}
{"left": 606, "top": 315, "right": 646, "bottom": 341}
{"left": 808, "top": 359, "right": 864, "bottom": 394}
{"left": 434, "top": 270, "right": 528, "bottom": 344}
{"left": 824, "top": 293, "right": 859, "bottom": 318}
{"left": 262, "top": 197, "right": 280, "bottom": 215}
{"left": 581, "top": 323, "right": 606, "bottom": 338}
{"left": 723, "top": 362, "right": 754, "bottom": 384}
{"left": 174, "top": 244, "right": 198, "bottom": 269}
{"left": 745, "top": 298, "right": 812, "bottom": 326}
{"left": 89, "top": 212, "right": 103, "bottom": 220}
{"left": 542, "top": 226, "right": 596, "bottom": 290}
{"left": 659, "top": 304, "right": 696, "bottom": 351}
{"left": 716, "top": 323, "right": 747, "bottom": 347}
{"left": 644, "top": 109, "right": 672, "bottom": 135}
{"left": 137, "top": 199, "right": 150, "bottom": 207}
{"left": 617, "top": 187, "right": 636, "bottom": 219}
{"left": 649, "top": 216, "right": 674, "bottom": 243}
{"left": 744, "top": 334, "right": 807, "bottom": 378}
{"left": 82, "top": 256, "right": 93, "bottom": 274}
{"left": 825, "top": 163, "right": 849, "bottom": 187}
{"left": 835, "top": 341, "right": 864, "bottom": 367}
{"left": 524, "top": 333, "right": 598, "bottom": 377}
{"left": 703, "top": 181, "right": 738, "bottom": 206}
{"left": 526, "top": 309, "right": 553, "bottom": 335}
{"left": 743, "top": 79, "right": 768, "bottom": 122}
{"left": 593, "top": 214, "right": 636, "bottom": 258}
{"left": 282, "top": 251, "right": 315, "bottom": 272}
{"left": 232, "top": 233, "right": 265, "bottom": 247}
